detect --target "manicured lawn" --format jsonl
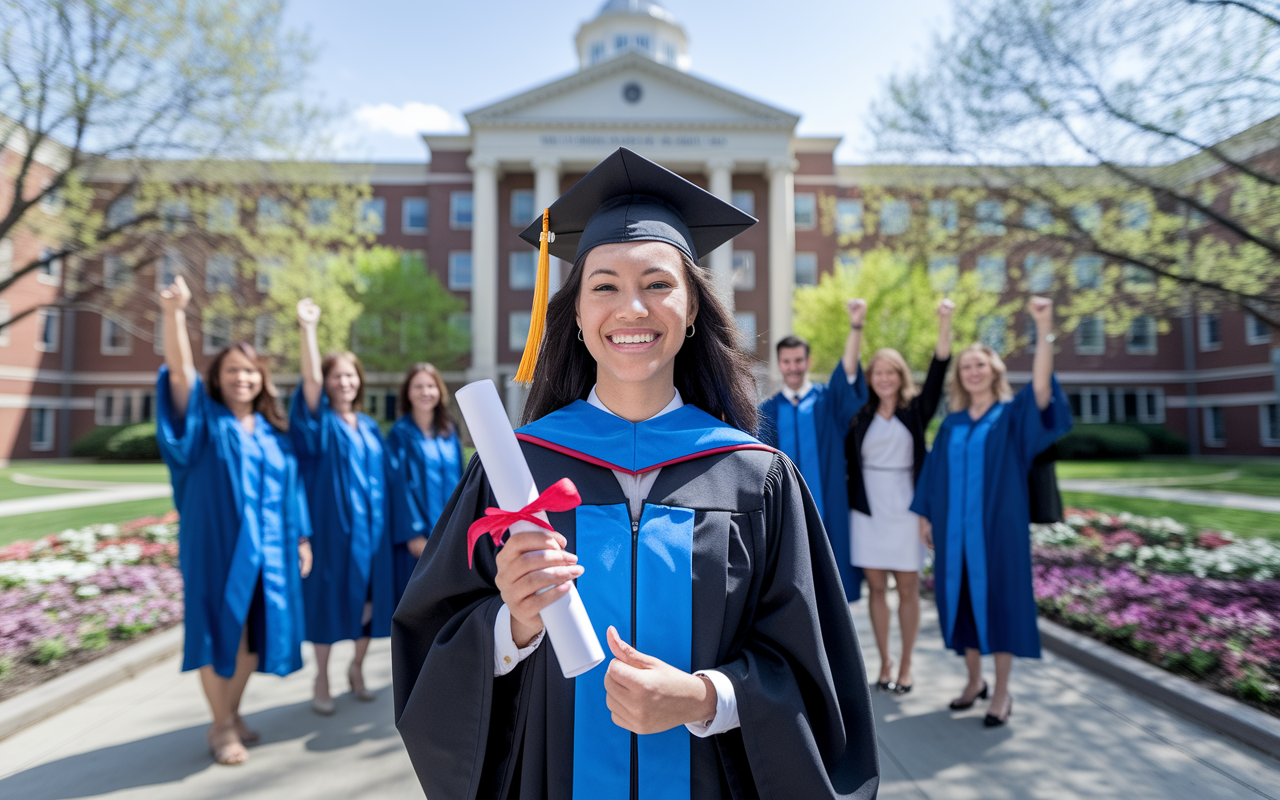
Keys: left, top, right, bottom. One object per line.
{"left": 0, "top": 497, "right": 176, "bottom": 548}
{"left": 1061, "top": 491, "right": 1280, "bottom": 541}
{"left": 1057, "top": 458, "right": 1280, "bottom": 498}
{"left": 0, "top": 461, "right": 170, "bottom": 502}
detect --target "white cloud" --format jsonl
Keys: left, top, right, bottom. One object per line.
{"left": 352, "top": 102, "right": 467, "bottom": 138}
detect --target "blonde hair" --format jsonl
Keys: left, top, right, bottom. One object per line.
{"left": 947, "top": 343, "right": 1013, "bottom": 412}
{"left": 866, "top": 348, "right": 918, "bottom": 410}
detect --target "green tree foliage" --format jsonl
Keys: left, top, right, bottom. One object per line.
{"left": 349, "top": 248, "right": 468, "bottom": 372}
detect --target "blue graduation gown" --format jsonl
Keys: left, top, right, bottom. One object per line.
{"left": 384, "top": 415, "right": 463, "bottom": 603}
{"left": 290, "top": 389, "right": 395, "bottom": 644}
{"left": 155, "top": 367, "right": 308, "bottom": 678}
{"left": 910, "top": 378, "right": 1072, "bottom": 657}
{"left": 759, "top": 362, "right": 867, "bottom": 601}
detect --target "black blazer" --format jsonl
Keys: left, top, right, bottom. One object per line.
{"left": 845, "top": 355, "right": 950, "bottom": 516}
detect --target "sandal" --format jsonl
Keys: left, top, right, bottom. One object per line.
{"left": 949, "top": 680, "right": 988, "bottom": 710}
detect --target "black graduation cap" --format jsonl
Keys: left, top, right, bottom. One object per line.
{"left": 517, "top": 147, "right": 757, "bottom": 263}
{"left": 512, "top": 147, "right": 757, "bottom": 384}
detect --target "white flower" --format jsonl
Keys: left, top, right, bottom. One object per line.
{"left": 0, "top": 559, "right": 99, "bottom": 586}
{"left": 75, "top": 585, "right": 102, "bottom": 597}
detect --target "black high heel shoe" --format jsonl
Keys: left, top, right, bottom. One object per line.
{"left": 983, "top": 696, "right": 1013, "bottom": 727}
{"left": 875, "top": 679, "right": 896, "bottom": 692}
{"left": 948, "top": 680, "right": 988, "bottom": 710}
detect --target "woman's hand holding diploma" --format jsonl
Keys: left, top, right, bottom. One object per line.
{"left": 603, "top": 626, "right": 717, "bottom": 734}
{"left": 495, "top": 528, "right": 584, "bottom": 648}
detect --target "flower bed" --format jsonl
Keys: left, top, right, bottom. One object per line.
{"left": 1032, "top": 509, "right": 1280, "bottom": 715}
{"left": 0, "top": 513, "right": 183, "bottom": 702}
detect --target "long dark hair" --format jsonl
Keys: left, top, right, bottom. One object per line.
{"left": 521, "top": 248, "right": 759, "bottom": 434}
{"left": 397, "top": 362, "right": 456, "bottom": 435}
{"left": 206, "top": 341, "right": 288, "bottom": 431}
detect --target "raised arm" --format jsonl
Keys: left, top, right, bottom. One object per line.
{"left": 842, "top": 298, "right": 867, "bottom": 378}
{"left": 297, "top": 298, "right": 323, "bottom": 413}
{"left": 935, "top": 298, "right": 955, "bottom": 360}
{"left": 1029, "top": 296, "right": 1054, "bottom": 410}
{"left": 158, "top": 276, "right": 195, "bottom": 416}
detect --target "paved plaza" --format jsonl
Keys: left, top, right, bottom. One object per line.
{"left": 1, "top": 602, "right": 1277, "bottom": 799}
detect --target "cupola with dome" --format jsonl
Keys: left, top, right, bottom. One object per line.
{"left": 574, "top": 0, "right": 690, "bottom": 71}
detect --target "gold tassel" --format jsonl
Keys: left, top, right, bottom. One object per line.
{"left": 514, "top": 208, "right": 552, "bottom": 385}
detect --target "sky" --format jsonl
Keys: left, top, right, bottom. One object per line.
{"left": 281, "top": 0, "right": 953, "bottom": 164}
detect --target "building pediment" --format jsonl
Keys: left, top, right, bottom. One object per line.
{"left": 465, "top": 52, "right": 799, "bottom": 132}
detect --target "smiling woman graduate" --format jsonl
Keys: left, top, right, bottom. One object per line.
{"left": 391, "top": 148, "right": 879, "bottom": 800}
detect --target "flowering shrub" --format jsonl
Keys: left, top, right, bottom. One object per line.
{"left": 0, "top": 512, "right": 182, "bottom": 672}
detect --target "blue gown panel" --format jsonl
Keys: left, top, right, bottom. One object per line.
{"left": 384, "top": 415, "right": 464, "bottom": 604}
{"left": 290, "top": 389, "right": 394, "bottom": 643}
{"left": 155, "top": 367, "right": 307, "bottom": 678}
{"left": 911, "top": 378, "right": 1073, "bottom": 656}
{"left": 760, "top": 361, "right": 867, "bottom": 601}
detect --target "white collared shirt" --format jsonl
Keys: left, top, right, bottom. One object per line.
{"left": 781, "top": 380, "right": 814, "bottom": 405}
{"left": 493, "top": 385, "right": 740, "bottom": 737}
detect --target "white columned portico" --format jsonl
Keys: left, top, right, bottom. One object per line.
{"left": 532, "top": 156, "right": 563, "bottom": 288}
{"left": 706, "top": 157, "right": 736, "bottom": 314}
{"left": 767, "top": 157, "right": 798, "bottom": 386}
{"left": 467, "top": 155, "right": 500, "bottom": 384}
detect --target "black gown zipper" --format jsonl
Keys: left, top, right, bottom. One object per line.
{"left": 630, "top": 515, "right": 640, "bottom": 800}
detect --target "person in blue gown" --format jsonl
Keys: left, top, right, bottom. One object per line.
{"left": 291, "top": 299, "right": 394, "bottom": 715}
{"left": 759, "top": 299, "right": 868, "bottom": 601}
{"left": 154, "top": 276, "right": 311, "bottom": 766}
{"left": 910, "top": 296, "right": 1072, "bottom": 727}
{"left": 385, "top": 362, "right": 464, "bottom": 603}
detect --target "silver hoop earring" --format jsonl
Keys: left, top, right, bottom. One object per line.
{"left": 685, "top": 324, "right": 696, "bottom": 338}
{"left": 577, "top": 328, "right": 584, "bottom": 342}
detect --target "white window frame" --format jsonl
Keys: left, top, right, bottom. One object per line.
{"left": 205, "top": 253, "right": 236, "bottom": 293}
{"left": 794, "top": 252, "right": 818, "bottom": 286}
{"left": 1198, "top": 312, "right": 1222, "bottom": 352}
{"left": 509, "top": 251, "right": 536, "bottom": 290}
{"left": 1025, "top": 254, "right": 1053, "bottom": 292}
{"left": 202, "top": 315, "right": 232, "bottom": 356}
{"left": 402, "top": 197, "right": 428, "bottom": 234}
{"left": 1121, "top": 200, "right": 1151, "bottom": 231}
{"left": 95, "top": 389, "right": 151, "bottom": 425}
{"left": 160, "top": 199, "right": 190, "bottom": 232}
{"left": 1122, "top": 264, "right": 1155, "bottom": 291}
{"left": 928, "top": 256, "right": 959, "bottom": 292}
{"left": 1203, "top": 406, "right": 1226, "bottom": 447}
{"left": 929, "top": 199, "right": 958, "bottom": 232}
{"left": 256, "top": 257, "right": 281, "bottom": 293}
{"left": 880, "top": 199, "right": 910, "bottom": 235}
{"left": 835, "top": 199, "right": 863, "bottom": 235}
{"left": 975, "top": 200, "right": 1006, "bottom": 235}
{"left": 1023, "top": 203, "right": 1052, "bottom": 231}
{"left": 977, "top": 314, "right": 1007, "bottom": 353}
{"left": 1079, "top": 386, "right": 1110, "bottom": 423}
{"left": 734, "top": 311, "right": 757, "bottom": 351}
{"left": 1075, "top": 314, "right": 1105, "bottom": 356}
{"left": 976, "top": 254, "right": 1007, "bottom": 293}
{"left": 207, "top": 195, "right": 237, "bottom": 233}
{"left": 1136, "top": 388, "right": 1166, "bottom": 424}
{"left": 1260, "top": 404, "right": 1280, "bottom": 447}
{"left": 37, "top": 247, "right": 62, "bottom": 286}
{"left": 450, "top": 192, "right": 474, "bottom": 230}
{"left": 731, "top": 250, "right": 755, "bottom": 291}
{"left": 103, "top": 254, "right": 129, "bottom": 289}
{"left": 1126, "top": 315, "right": 1157, "bottom": 355}
{"left": 448, "top": 251, "right": 473, "bottom": 291}
{"left": 1073, "top": 202, "right": 1102, "bottom": 233}
{"left": 1073, "top": 255, "right": 1102, "bottom": 290}
{"left": 590, "top": 41, "right": 606, "bottom": 64}
{"left": 1245, "top": 312, "right": 1272, "bottom": 345}
{"left": 30, "top": 407, "right": 55, "bottom": 452}
{"left": 307, "top": 198, "right": 335, "bottom": 227}
{"left": 257, "top": 196, "right": 284, "bottom": 229}
{"left": 510, "top": 189, "right": 535, "bottom": 227}
{"left": 358, "top": 197, "right": 386, "bottom": 235}
{"left": 106, "top": 195, "right": 135, "bottom": 228}
{"left": 794, "top": 193, "right": 817, "bottom": 230}
{"left": 509, "top": 311, "right": 532, "bottom": 352}
{"left": 36, "top": 308, "right": 60, "bottom": 352}
{"left": 100, "top": 315, "right": 132, "bottom": 356}
{"left": 732, "top": 191, "right": 755, "bottom": 217}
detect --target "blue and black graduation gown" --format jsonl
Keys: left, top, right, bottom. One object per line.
{"left": 759, "top": 362, "right": 867, "bottom": 601}
{"left": 155, "top": 367, "right": 308, "bottom": 678}
{"left": 391, "top": 401, "right": 879, "bottom": 800}
{"left": 290, "top": 389, "right": 395, "bottom": 644}
{"left": 384, "top": 414, "right": 464, "bottom": 603}
{"left": 910, "top": 379, "right": 1072, "bottom": 657}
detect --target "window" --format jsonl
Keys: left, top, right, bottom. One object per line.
{"left": 1075, "top": 314, "right": 1105, "bottom": 355}
{"left": 307, "top": 198, "right": 335, "bottom": 227}
{"left": 403, "top": 197, "right": 428, "bottom": 233}
{"left": 254, "top": 314, "right": 274, "bottom": 352}
{"left": 257, "top": 196, "right": 285, "bottom": 229}
{"left": 836, "top": 252, "right": 861, "bottom": 272}
{"left": 731, "top": 251, "right": 756, "bottom": 290}
{"left": 205, "top": 254, "right": 236, "bottom": 293}
{"left": 36, "top": 308, "right": 60, "bottom": 352}
{"left": 1073, "top": 202, "right": 1102, "bottom": 233}
{"left": 1121, "top": 201, "right": 1150, "bottom": 230}
{"left": 732, "top": 191, "right": 755, "bottom": 217}
{"left": 37, "top": 247, "right": 62, "bottom": 286}
{"left": 30, "top": 408, "right": 55, "bottom": 452}
{"left": 615, "top": 34, "right": 628, "bottom": 50}
{"left": 1025, "top": 254, "right": 1053, "bottom": 292}
{"left": 358, "top": 198, "right": 386, "bottom": 234}
{"left": 509, "top": 311, "right": 532, "bottom": 352}
{"left": 95, "top": 389, "right": 153, "bottom": 425}
{"left": 794, "top": 193, "right": 817, "bottom": 230}
{"left": 734, "top": 311, "right": 757, "bottom": 350}
{"left": 1122, "top": 264, "right": 1155, "bottom": 290}
{"left": 590, "top": 42, "right": 606, "bottom": 63}
{"left": 0, "top": 238, "right": 12, "bottom": 279}
{"left": 794, "top": 252, "right": 818, "bottom": 286}
{"left": 1261, "top": 404, "right": 1280, "bottom": 447}
{"left": 836, "top": 199, "right": 863, "bottom": 235}
{"left": 101, "top": 316, "right": 131, "bottom": 355}
{"left": 0, "top": 300, "right": 10, "bottom": 347}
{"left": 1127, "top": 315, "right": 1157, "bottom": 355}
{"left": 975, "top": 200, "right": 1005, "bottom": 235}
{"left": 202, "top": 315, "right": 232, "bottom": 355}
{"left": 977, "top": 255, "right": 1006, "bottom": 292}
{"left": 40, "top": 182, "right": 63, "bottom": 215}
{"left": 1023, "top": 203, "right": 1053, "bottom": 231}
{"left": 1204, "top": 406, "right": 1225, "bottom": 447}
{"left": 510, "top": 190, "right": 535, "bottom": 227}
{"left": 978, "top": 315, "right": 1007, "bottom": 353}
{"left": 256, "top": 257, "right": 280, "bottom": 293}
{"left": 103, "top": 255, "right": 129, "bottom": 289}
{"left": 447, "top": 312, "right": 472, "bottom": 350}
{"left": 450, "top": 192, "right": 474, "bottom": 229}
{"left": 1079, "top": 387, "right": 1110, "bottom": 423}
{"left": 1199, "top": 313, "right": 1221, "bottom": 351}
{"left": 106, "top": 195, "right": 135, "bottom": 228}
{"left": 662, "top": 43, "right": 677, "bottom": 64}
{"left": 635, "top": 34, "right": 651, "bottom": 51}
{"left": 1246, "top": 312, "right": 1272, "bottom": 345}
{"left": 510, "top": 251, "right": 537, "bottom": 290}
{"left": 157, "top": 247, "right": 183, "bottom": 291}
{"left": 928, "top": 256, "right": 959, "bottom": 292}
{"left": 207, "top": 195, "right": 237, "bottom": 232}
{"left": 160, "top": 199, "right": 190, "bottom": 232}
{"left": 929, "top": 199, "right": 958, "bottom": 232}
{"left": 880, "top": 200, "right": 910, "bottom": 235}
{"left": 1137, "top": 388, "right": 1165, "bottom": 424}
{"left": 1073, "top": 255, "right": 1102, "bottom": 289}
{"left": 448, "top": 251, "right": 473, "bottom": 290}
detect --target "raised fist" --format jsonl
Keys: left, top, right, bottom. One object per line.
{"left": 158, "top": 275, "right": 191, "bottom": 313}
{"left": 1029, "top": 296, "right": 1053, "bottom": 327}
{"left": 937, "top": 298, "right": 956, "bottom": 319}
{"left": 847, "top": 298, "right": 868, "bottom": 327}
{"left": 297, "top": 298, "right": 321, "bottom": 328}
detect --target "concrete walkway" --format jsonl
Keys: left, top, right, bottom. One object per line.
{"left": 1, "top": 605, "right": 1278, "bottom": 798}
{"left": 0, "top": 485, "right": 172, "bottom": 517}
{"left": 1059, "top": 479, "right": 1280, "bottom": 514}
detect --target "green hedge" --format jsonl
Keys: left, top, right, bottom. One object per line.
{"left": 70, "top": 425, "right": 129, "bottom": 458}
{"left": 1054, "top": 423, "right": 1189, "bottom": 460}
{"left": 103, "top": 422, "right": 161, "bottom": 461}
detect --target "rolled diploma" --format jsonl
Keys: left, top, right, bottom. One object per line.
{"left": 454, "top": 380, "right": 606, "bottom": 679}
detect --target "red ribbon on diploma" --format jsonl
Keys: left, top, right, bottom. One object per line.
{"left": 466, "top": 478, "right": 582, "bottom": 567}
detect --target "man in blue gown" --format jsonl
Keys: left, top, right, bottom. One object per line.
{"left": 759, "top": 299, "right": 868, "bottom": 601}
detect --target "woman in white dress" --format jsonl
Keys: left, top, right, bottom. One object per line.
{"left": 845, "top": 300, "right": 953, "bottom": 693}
